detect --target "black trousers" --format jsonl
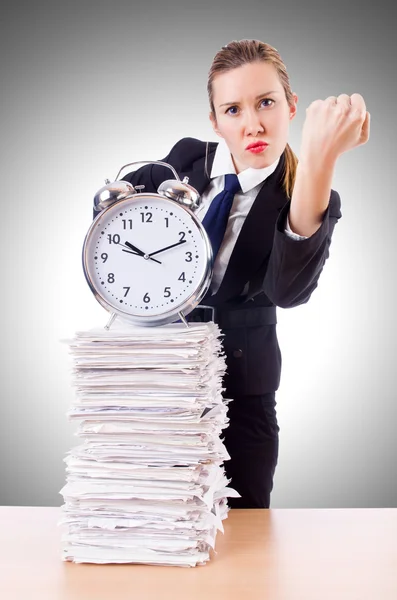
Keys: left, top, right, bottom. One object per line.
{"left": 222, "top": 392, "right": 279, "bottom": 509}
{"left": 186, "top": 307, "right": 279, "bottom": 508}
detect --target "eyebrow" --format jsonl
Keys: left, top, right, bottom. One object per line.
{"left": 219, "top": 91, "right": 280, "bottom": 108}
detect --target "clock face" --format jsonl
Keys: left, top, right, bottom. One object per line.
{"left": 83, "top": 194, "right": 212, "bottom": 321}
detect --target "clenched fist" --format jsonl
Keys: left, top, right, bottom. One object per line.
{"left": 299, "top": 93, "right": 370, "bottom": 164}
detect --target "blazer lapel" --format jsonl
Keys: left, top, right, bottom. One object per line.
{"left": 178, "top": 142, "right": 290, "bottom": 305}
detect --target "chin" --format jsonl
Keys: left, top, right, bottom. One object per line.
{"left": 235, "top": 151, "right": 274, "bottom": 173}
{"left": 249, "top": 157, "right": 273, "bottom": 169}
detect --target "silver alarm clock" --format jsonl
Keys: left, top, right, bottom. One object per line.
{"left": 82, "top": 161, "right": 213, "bottom": 327}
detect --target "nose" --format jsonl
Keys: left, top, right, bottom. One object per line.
{"left": 244, "top": 109, "right": 265, "bottom": 136}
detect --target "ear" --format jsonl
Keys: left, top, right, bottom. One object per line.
{"left": 209, "top": 111, "right": 223, "bottom": 138}
{"left": 289, "top": 93, "right": 298, "bottom": 120}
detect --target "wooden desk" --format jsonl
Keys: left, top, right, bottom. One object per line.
{"left": 0, "top": 507, "right": 396, "bottom": 600}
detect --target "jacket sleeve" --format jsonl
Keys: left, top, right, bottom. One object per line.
{"left": 119, "top": 138, "right": 187, "bottom": 192}
{"left": 92, "top": 139, "right": 187, "bottom": 219}
{"left": 262, "top": 189, "right": 342, "bottom": 308}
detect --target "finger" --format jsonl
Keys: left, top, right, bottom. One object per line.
{"left": 359, "top": 111, "right": 371, "bottom": 144}
{"left": 336, "top": 94, "right": 353, "bottom": 112}
{"left": 325, "top": 95, "right": 338, "bottom": 105}
{"left": 350, "top": 93, "right": 367, "bottom": 121}
{"left": 337, "top": 93, "right": 352, "bottom": 105}
{"left": 350, "top": 93, "right": 366, "bottom": 112}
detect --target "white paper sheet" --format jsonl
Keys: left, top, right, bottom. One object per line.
{"left": 59, "top": 321, "right": 239, "bottom": 567}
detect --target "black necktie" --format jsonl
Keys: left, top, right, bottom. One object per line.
{"left": 202, "top": 173, "right": 241, "bottom": 262}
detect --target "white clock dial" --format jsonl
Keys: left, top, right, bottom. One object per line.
{"left": 83, "top": 194, "right": 212, "bottom": 321}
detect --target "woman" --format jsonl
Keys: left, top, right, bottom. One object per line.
{"left": 120, "top": 40, "right": 370, "bottom": 508}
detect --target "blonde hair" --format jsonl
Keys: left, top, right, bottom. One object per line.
{"left": 207, "top": 39, "right": 298, "bottom": 198}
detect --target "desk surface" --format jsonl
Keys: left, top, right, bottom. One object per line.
{"left": 0, "top": 506, "right": 396, "bottom": 600}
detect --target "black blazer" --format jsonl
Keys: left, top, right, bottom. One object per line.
{"left": 120, "top": 137, "right": 342, "bottom": 396}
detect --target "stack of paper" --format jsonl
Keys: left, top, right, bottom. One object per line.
{"left": 59, "top": 321, "right": 239, "bottom": 567}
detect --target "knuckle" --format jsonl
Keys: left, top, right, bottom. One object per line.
{"left": 351, "top": 92, "right": 364, "bottom": 102}
{"left": 307, "top": 99, "right": 321, "bottom": 111}
{"left": 351, "top": 108, "right": 365, "bottom": 121}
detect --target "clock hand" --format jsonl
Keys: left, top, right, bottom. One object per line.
{"left": 148, "top": 239, "right": 187, "bottom": 257}
{"left": 119, "top": 243, "right": 140, "bottom": 255}
{"left": 122, "top": 241, "right": 162, "bottom": 264}
{"left": 124, "top": 241, "right": 145, "bottom": 256}
{"left": 122, "top": 248, "right": 162, "bottom": 264}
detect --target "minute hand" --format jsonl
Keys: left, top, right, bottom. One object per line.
{"left": 148, "top": 240, "right": 187, "bottom": 257}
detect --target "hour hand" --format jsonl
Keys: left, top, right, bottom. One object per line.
{"left": 124, "top": 241, "right": 145, "bottom": 256}
{"left": 122, "top": 241, "right": 162, "bottom": 264}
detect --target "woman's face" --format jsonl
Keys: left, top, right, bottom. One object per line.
{"left": 209, "top": 61, "right": 298, "bottom": 173}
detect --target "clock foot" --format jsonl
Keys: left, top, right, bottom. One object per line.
{"left": 178, "top": 311, "right": 189, "bottom": 328}
{"left": 104, "top": 312, "right": 117, "bottom": 330}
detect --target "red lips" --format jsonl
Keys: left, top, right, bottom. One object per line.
{"left": 246, "top": 141, "right": 269, "bottom": 150}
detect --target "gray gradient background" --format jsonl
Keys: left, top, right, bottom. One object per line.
{"left": 0, "top": 0, "right": 395, "bottom": 508}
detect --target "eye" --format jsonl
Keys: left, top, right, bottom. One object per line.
{"left": 260, "top": 98, "right": 274, "bottom": 108}
{"left": 225, "top": 98, "right": 275, "bottom": 115}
